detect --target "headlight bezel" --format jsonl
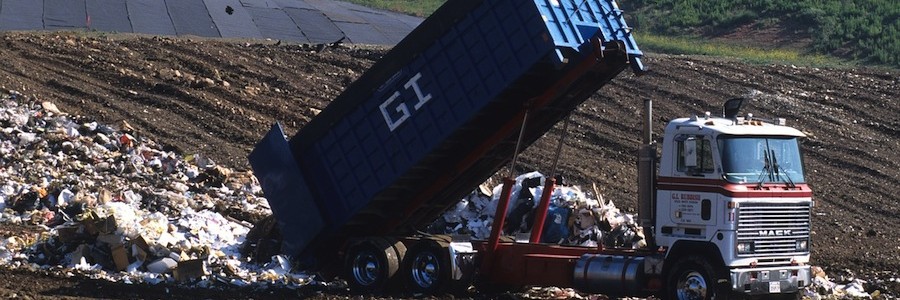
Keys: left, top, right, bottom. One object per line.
{"left": 736, "top": 241, "right": 755, "bottom": 254}
{"left": 795, "top": 239, "right": 809, "bottom": 251}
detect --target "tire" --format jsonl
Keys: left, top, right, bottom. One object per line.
{"left": 667, "top": 255, "right": 731, "bottom": 300}
{"left": 404, "top": 241, "right": 454, "bottom": 295}
{"left": 345, "top": 238, "right": 404, "bottom": 294}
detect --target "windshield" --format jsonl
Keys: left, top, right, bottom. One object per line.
{"left": 718, "top": 136, "right": 806, "bottom": 184}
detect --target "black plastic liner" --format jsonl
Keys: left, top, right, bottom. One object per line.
{"left": 246, "top": 6, "right": 308, "bottom": 42}
{"left": 86, "top": 0, "right": 134, "bottom": 33}
{"left": 126, "top": 0, "right": 177, "bottom": 35}
{"left": 284, "top": 8, "right": 344, "bottom": 44}
{"left": 44, "top": 0, "right": 87, "bottom": 30}
{"left": 205, "top": 0, "right": 263, "bottom": 39}
{"left": 0, "top": 0, "right": 44, "bottom": 31}
{"left": 166, "top": 0, "right": 220, "bottom": 37}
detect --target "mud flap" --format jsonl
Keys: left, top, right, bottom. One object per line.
{"left": 249, "top": 123, "right": 325, "bottom": 257}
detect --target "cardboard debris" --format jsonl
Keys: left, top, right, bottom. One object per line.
{"left": 110, "top": 243, "right": 129, "bottom": 271}
{"left": 174, "top": 258, "right": 206, "bottom": 282}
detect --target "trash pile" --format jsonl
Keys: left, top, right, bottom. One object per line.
{"left": 0, "top": 90, "right": 312, "bottom": 288}
{"left": 433, "top": 172, "right": 647, "bottom": 249}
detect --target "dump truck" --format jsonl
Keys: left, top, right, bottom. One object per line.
{"left": 249, "top": 0, "right": 813, "bottom": 298}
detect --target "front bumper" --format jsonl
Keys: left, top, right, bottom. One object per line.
{"left": 731, "top": 265, "right": 811, "bottom": 295}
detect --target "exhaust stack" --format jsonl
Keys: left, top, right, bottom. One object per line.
{"left": 637, "top": 99, "right": 656, "bottom": 246}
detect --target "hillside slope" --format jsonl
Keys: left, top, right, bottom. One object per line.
{"left": 0, "top": 33, "right": 897, "bottom": 296}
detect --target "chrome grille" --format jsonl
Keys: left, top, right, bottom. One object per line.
{"left": 737, "top": 202, "right": 811, "bottom": 257}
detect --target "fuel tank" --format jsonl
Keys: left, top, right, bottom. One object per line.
{"left": 573, "top": 254, "right": 645, "bottom": 296}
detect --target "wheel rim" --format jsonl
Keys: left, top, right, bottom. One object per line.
{"left": 351, "top": 251, "right": 380, "bottom": 286}
{"left": 676, "top": 271, "right": 708, "bottom": 300}
{"left": 411, "top": 251, "right": 440, "bottom": 288}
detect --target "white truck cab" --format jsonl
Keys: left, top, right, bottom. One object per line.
{"left": 655, "top": 109, "right": 813, "bottom": 297}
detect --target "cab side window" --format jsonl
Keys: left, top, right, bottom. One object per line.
{"left": 676, "top": 135, "right": 714, "bottom": 175}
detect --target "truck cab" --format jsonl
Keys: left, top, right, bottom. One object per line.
{"left": 655, "top": 111, "right": 813, "bottom": 297}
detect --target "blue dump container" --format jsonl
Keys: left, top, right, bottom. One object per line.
{"left": 250, "top": 0, "right": 644, "bottom": 258}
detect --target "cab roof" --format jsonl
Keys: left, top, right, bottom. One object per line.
{"left": 666, "top": 115, "right": 807, "bottom": 137}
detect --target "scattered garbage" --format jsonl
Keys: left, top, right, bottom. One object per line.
{"left": 804, "top": 266, "right": 895, "bottom": 299}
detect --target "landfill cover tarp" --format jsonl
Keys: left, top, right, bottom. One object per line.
{"left": 44, "top": 0, "right": 87, "bottom": 30}
{"left": 360, "top": 12, "right": 416, "bottom": 44}
{"left": 284, "top": 8, "right": 344, "bottom": 44}
{"left": 272, "top": 0, "right": 315, "bottom": 10}
{"left": 86, "top": 0, "right": 133, "bottom": 33}
{"left": 303, "top": 0, "right": 367, "bottom": 23}
{"left": 246, "top": 7, "right": 308, "bottom": 42}
{"left": 394, "top": 12, "right": 423, "bottom": 29}
{"left": 303, "top": 0, "right": 404, "bottom": 44}
{"left": 334, "top": 22, "right": 391, "bottom": 45}
{"left": 0, "top": 0, "right": 44, "bottom": 31}
{"left": 204, "top": 0, "right": 263, "bottom": 39}
{"left": 166, "top": 0, "right": 221, "bottom": 38}
{"left": 126, "top": 0, "right": 176, "bottom": 35}
{"left": 239, "top": 0, "right": 279, "bottom": 9}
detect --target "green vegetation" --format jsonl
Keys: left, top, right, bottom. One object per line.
{"left": 341, "top": 0, "right": 444, "bottom": 17}
{"left": 347, "top": 0, "right": 898, "bottom": 67}
{"left": 622, "top": 0, "right": 899, "bottom": 67}
{"left": 636, "top": 33, "right": 845, "bottom": 67}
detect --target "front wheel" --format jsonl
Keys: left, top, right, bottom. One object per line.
{"left": 667, "top": 255, "right": 731, "bottom": 300}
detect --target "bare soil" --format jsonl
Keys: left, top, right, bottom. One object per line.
{"left": 0, "top": 32, "right": 897, "bottom": 298}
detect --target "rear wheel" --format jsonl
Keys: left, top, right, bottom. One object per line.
{"left": 345, "top": 238, "right": 405, "bottom": 294}
{"left": 667, "top": 255, "right": 731, "bottom": 300}
{"left": 405, "top": 242, "right": 452, "bottom": 295}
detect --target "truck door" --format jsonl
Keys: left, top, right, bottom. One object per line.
{"left": 658, "top": 134, "right": 719, "bottom": 241}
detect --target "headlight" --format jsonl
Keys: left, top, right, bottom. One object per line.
{"left": 737, "top": 242, "right": 755, "bottom": 254}
{"left": 796, "top": 240, "right": 809, "bottom": 251}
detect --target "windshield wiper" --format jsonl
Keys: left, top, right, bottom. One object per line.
{"left": 755, "top": 150, "right": 771, "bottom": 189}
{"left": 770, "top": 149, "right": 796, "bottom": 188}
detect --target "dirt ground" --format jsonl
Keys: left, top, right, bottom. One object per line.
{"left": 0, "top": 32, "right": 897, "bottom": 298}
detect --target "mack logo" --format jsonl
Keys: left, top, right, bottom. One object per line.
{"left": 758, "top": 229, "right": 792, "bottom": 236}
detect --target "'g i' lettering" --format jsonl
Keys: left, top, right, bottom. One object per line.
{"left": 379, "top": 72, "right": 432, "bottom": 132}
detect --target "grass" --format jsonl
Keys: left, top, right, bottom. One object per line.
{"left": 622, "top": 0, "right": 899, "bottom": 67}
{"left": 344, "top": 0, "right": 865, "bottom": 68}
{"left": 342, "top": 0, "right": 444, "bottom": 17}
{"left": 635, "top": 32, "right": 849, "bottom": 67}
